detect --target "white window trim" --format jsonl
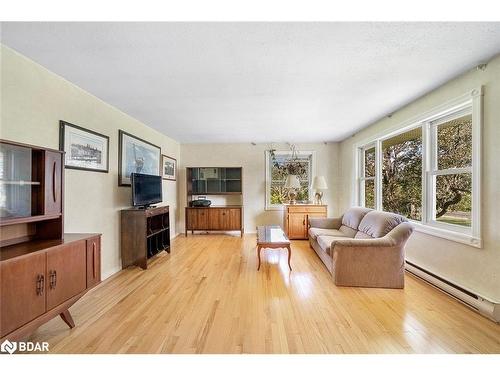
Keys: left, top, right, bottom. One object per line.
{"left": 353, "top": 87, "right": 483, "bottom": 248}
{"left": 358, "top": 143, "right": 376, "bottom": 208}
{"left": 265, "top": 150, "right": 316, "bottom": 211}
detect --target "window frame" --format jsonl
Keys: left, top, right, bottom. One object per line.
{"left": 265, "top": 150, "right": 316, "bottom": 210}
{"left": 353, "top": 87, "right": 482, "bottom": 248}
{"left": 358, "top": 143, "right": 377, "bottom": 209}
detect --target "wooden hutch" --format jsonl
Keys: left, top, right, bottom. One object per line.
{"left": 185, "top": 167, "right": 243, "bottom": 236}
{"left": 0, "top": 139, "right": 102, "bottom": 341}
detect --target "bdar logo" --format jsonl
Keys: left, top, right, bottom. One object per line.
{"left": 1, "top": 339, "right": 17, "bottom": 354}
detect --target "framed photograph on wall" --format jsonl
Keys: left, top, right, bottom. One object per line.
{"left": 118, "top": 130, "right": 161, "bottom": 186}
{"left": 59, "top": 120, "right": 109, "bottom": 173}
{"left": 162, "top": 155, "right": 177, "bottom": 181}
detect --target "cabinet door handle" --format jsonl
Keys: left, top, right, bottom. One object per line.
{"left": 40, "top": 275, "right": 44, "bottom": 295}
{"left": 52, "top": 161, "right": 57, "bottom": 202}
{"left": 36, "top": 274, "right": 44, "bottom": 295}
{"left": 93, "top": 242, "right": 97, "bottom": 279}
{"left": 49, "top": 270, "right": 57, "bottom": 289}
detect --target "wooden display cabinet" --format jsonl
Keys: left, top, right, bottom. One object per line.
{"left": 0, "top": 139, "right": 102, "bottom": 341}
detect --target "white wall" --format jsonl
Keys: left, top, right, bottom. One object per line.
{"left": 0, "top": 46, "right": 180, "bottom": 279}
{"left": 178, "top": 143, "right": 340, "bottom": 234}
{"left": 338, "top": 54, "right": 500, "bottom": 302}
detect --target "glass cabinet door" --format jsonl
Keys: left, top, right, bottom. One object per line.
{"left": 0, "top": 143, "right": 37, "bottom": 219}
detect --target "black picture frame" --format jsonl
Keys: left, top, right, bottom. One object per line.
{"left": 118, "top": 130, "right": 161, "bottom": 186}
{"left": 162, "top": 154, "right": 177, "bottom": 181}
{"left": 59, "top": 120, "right": 110, "bottom": 173}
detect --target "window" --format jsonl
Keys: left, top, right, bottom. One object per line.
{"left": 359, "top": 146, "right": 376, "bottom": 209}
{"left": 265, "top": 150, "right": 314, "bottom": 210}
{"left": 382, "top": 127, "right": 422, "bottom": 221}
{"left": 431, "top": 112, "right": 472, "bottom": 227}
{"left": 355, "top": 88, "right": 482, "bottom": 247}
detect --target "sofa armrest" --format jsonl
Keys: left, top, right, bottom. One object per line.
{"left": 329, "top": 223, "right": 414, "bottom": 288}
{"left": 308, "top": 217, "right": 342, "bottom": 229}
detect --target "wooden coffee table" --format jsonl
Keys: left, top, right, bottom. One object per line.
{"left": 256, "top": 225, "right": 292, "bottom": 271}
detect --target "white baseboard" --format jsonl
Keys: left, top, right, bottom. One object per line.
{"left": 405, "top": 261, "right": 500, "bottom": 323}
{"left": 101, "top": 265, "right": 122, "bottom": 281}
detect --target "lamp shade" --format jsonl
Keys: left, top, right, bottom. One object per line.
{"left": 284, "top": 175, "right": 301, "bottom": 189}
{"left": 312, "top": 176, "right": 328, "bottom": 190}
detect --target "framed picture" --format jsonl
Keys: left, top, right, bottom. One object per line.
{"left": 118, "top": 130, "right": 161, "bottom": 186}
{"left": 59, "top": 120, "right": 109, "bottom": 173}
{"left": 162, "top": 155, "right": 177, "bottom": 181}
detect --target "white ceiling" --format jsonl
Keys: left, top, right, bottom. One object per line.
{"left": 2, "top": 22, "right": 500, "bottom": 143}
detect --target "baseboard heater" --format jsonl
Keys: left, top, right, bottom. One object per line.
{"left": 405, "top": 261, "right": 500, "bottom": 323}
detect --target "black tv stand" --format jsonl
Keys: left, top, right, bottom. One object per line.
{"left": 121, "top": 205, "right": 170, "bottom": 269}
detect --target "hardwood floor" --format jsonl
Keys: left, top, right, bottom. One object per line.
{"left": 27, "top": 234, "right": 500, "bottom": 354}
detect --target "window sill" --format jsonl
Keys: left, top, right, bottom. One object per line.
{"left": 265, "top": 205, "right": 284, "bottom": 211}
{"left": 412, "top": 222, "right": 482, "bottom": 248}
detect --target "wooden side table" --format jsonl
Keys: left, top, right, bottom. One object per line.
{"left": 256, "top": 226, "right": 292, "bottom": 271}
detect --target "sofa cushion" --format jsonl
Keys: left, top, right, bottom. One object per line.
{"left": 339, "top": 225, "right": 357, "bottom": 238}
{"left": 341, "top": 207, "right": 372, "bottom": 230}
{"left": 308, "top": 227, "right": 348, "bottom": 240}
{"left": 357, "top": 210, "right": 408, "bottom": 238}
{"left": 317, "top": 235, "right": 347, "bottom": 256}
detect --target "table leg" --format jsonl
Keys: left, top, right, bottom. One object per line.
{"left": 257, "top": 245, "right": 262, "bottom": 270}
{"left": 286, "top": 245, "right": 292, "bottom": 271}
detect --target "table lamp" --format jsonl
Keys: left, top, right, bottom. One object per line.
{"left": 284, "top": 174, "right": 301, "bottom": 204}
{"left": 312, "top": 176, "right": 328, "bottom": 205}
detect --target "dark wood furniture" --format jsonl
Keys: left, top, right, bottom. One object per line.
{"left": 121, "top": 205, "right": 170, "bottom": 270}
{"left": 185, "top": 206, "right": 243, "bottom": 237}
{"left": 256, "top": 225, "right": 292, "bottom": 271}
{"left": 0, "top": 139, "right": 102, "bottom": 341}
{"left": 185, "top": 167, "right": 244, "bottom": 236}
{"left": 283, "top": 204, "right": 327, "bottom": 239}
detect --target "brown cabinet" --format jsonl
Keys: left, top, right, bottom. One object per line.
{"left": 86, "top": 237, "right": 101, "bottom": 288}
{"left": 288, "top": 213, "right": 308, "bottom": 239}
{"left": 0, "top": 234, "right": 101, "bottom": 340}
{"left": 283, "top": 204, "right": 327, "bottom": 239}
{"left": 185, "top": 206, "right": 243, "bottom": 236}
{"left": 0, "top": 140, "right": 101, "bottom": 341}
{"left": 0, "top": 252, "right": 46, "bottom": 337}
{"left": 46, "top": 241, "right": 87, "bottom": 310}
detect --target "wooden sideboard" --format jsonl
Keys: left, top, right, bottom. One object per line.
{"left": 185, "top": 206, "right": 243, "bottom": 237}
{"left": 0, "top": 233, "right": 101, "bottom": 341}
{"left": 283, "top": 204, "right": 327, "bottom": 239}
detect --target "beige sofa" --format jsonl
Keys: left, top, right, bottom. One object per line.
{"left": 308, "top": 207, "right": 413, "bottom": 289}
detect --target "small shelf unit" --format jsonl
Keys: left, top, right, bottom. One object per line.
{"left": 121, "top": 205, "right": 170, "bottom": 270}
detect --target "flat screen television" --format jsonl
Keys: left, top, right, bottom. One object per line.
{"left": 131, "top": 173, "right": 162, "bottom": 207}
